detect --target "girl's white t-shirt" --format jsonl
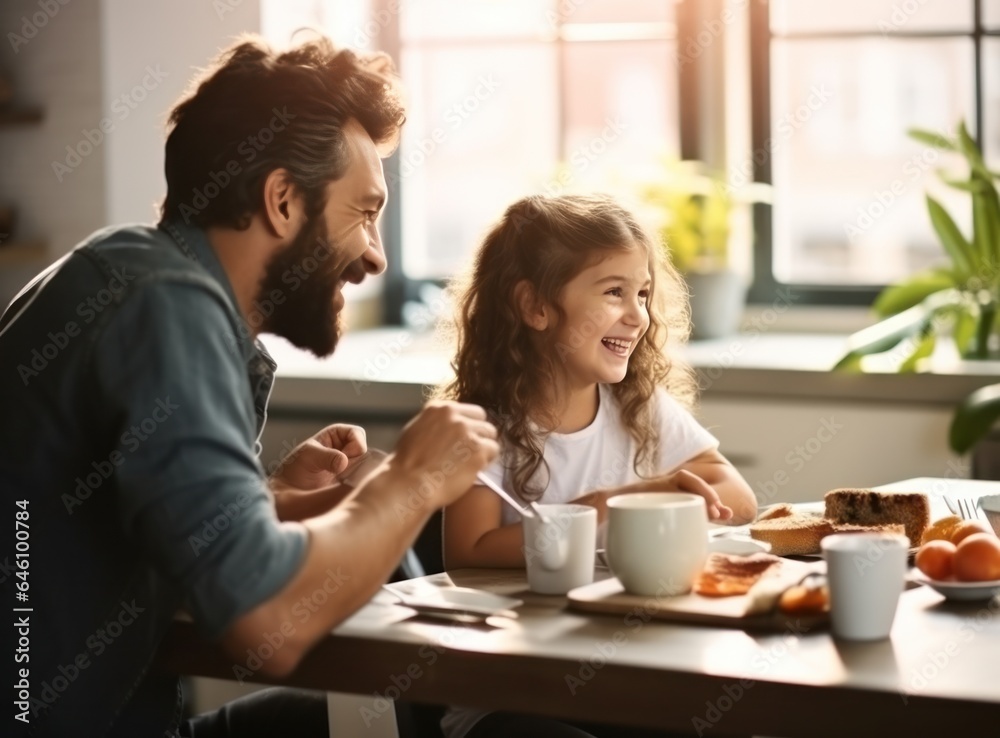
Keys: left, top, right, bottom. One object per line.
{"left": 484, "top": 383, "right": 719, "bottom": 525}
{"left": 441, "top": 384, "right": 718, "bottom": 738}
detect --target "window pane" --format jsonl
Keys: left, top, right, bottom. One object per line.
{"left": 562, "top": 41, "right": 679, "bottom": 188}
{"left": 770, "top": 38, "right": 975, "bottom": 285}
{"left": 986, "top": 39, "right": 1000, "bottom": 168}
{"left": 771, "top": 0, "right": 973, "bottom": 35}
{"left": 400, "top": 0, "right": 555, "bottom": 40}
{"left": 399, "top": 46, "right": 557, "bottom": 279}
{"left": 561, "top": 0, "right": 674, "bottom": 26}
{"left": 263, "top": 0, "right": 374, "bottom": 49}
{"left": 985, "top": 0, "right": 1000, "bottom": 29}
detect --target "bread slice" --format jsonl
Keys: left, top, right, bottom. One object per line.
{"left": 831, "top": 522, "right": 906, "bottom": 537}
{"left": 758, "top": 503, "right": 794, "bottom": 521}
{"left": 824, "top": 489, "right": 930, "bottom": 547}
{"left": 749, "top": 514, "right": 834, "bottom": 556}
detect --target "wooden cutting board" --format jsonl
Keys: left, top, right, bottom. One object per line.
{"left": 568, "top": 558, "right": 829, "bottom": 631}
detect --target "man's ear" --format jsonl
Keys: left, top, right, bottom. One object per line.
{"left": 514, "top": 280, "right": 550, "bottom": 331}
{"left": 261, "top": 168, "right": 303, "bottom": 239}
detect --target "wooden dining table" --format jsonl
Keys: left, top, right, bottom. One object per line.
{"left": 157, "top": 478, "right": 1000, "bottom": 736}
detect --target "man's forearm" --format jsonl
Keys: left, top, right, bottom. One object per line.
{"left": 222, "top": 463, "right": 433, "bottom": 675}
{"left": 271, "top": 482, "right": 353, "bottom": 522}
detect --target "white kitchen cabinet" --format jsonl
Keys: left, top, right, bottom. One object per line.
{"left": 697, "top": 397, "right": 970, "bottom": 506}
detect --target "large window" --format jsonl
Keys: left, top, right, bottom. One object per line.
{"left": 749, "top": 0, "right": 1000, "bottom": 304}
{"left": 262, "top": 1, "right": 998, "bottom": 319}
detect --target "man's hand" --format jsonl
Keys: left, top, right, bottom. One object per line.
{"left": 387, "top": 401, "right": 499, "bottom": 509}
{"left": 270, "top": 424, "right": 367, "bottom": 493}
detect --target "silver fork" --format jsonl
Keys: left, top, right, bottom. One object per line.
{"left": 953, "top": 496, "right": 987, "bottom": 522}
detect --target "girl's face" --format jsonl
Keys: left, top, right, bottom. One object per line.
{"left": 547, "top": 246, "right": 651, "bottom": 390}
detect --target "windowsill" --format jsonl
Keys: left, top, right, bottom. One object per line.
{"left": 264, "top": 308, "right": 998, "bottom": 417}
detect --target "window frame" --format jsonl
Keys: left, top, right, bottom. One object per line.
{"left": 377, "top": 0, "right": 680, "bottom": 324}
{"left": 746, "top": 0, "right": 999, "bottom": 306}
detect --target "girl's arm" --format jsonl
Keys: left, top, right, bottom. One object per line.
{"left": 443, "top": 484, "right": 528, "bottom": 568}
{"left": 584, "top": 449, "right": 758, "bottom": 526}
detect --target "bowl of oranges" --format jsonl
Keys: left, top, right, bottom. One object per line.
{"left": 913, "top": 515, "right": 1000, "bottom": 601}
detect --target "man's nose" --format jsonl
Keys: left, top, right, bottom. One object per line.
{"left": 364, "top": 224, "right": 387, "bottom": 276}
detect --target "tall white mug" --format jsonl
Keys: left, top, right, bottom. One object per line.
{"left": 822, "top": 532, "right": 908, "bottom": 641}
{"left": 606, "top": 493, "right": 708, "bottom": 596}
{"left": 523, "top": 504, "right": 597, "bottom": 595}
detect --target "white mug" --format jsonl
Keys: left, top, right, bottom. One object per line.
{"left": 606, "top": 493, "right": 708, "bottom": 596}
{"left": 822, "top": 532, "right": 908, "bottom": 641}
{"left": 522, "top": 504, "right": 597, "bottom": 595}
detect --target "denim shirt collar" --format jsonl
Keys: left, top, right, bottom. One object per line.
{"left": 158, "top": 219, "right": 277, "bottom": 443}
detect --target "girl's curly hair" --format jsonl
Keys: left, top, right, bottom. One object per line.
{"left": 436, "top": 194, "right": 697, "bottom": 502}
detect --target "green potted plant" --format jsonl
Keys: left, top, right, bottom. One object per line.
{"left": 641, "top": 160, "right": 771, "bottom": 339}
{"left": 834, "top": 120, "right": 1000, "bottom": 454}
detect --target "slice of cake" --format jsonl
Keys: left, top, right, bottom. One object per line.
{"left": 749, "top": 514, "right": 834, "bottom": 556}
{"left": 824, "top": 489, "right": 930, "bottom": 548}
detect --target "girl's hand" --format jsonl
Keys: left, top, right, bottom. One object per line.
{"left": 637, "top": 470, "right": 734, "bottom": 521}
{"left": 603, "top": 470, "right": 734, "bottom": 522}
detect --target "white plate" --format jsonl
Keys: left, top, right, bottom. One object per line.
{"left": 381, "top": 583, "right": 523, "bottom": 619}
{"left": 912, "top": 575, "right": 1000, "bottom": 601}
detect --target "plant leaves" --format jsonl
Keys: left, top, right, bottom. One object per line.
{"left": 926, "top": 195, "right": 976, "bottom": 277}
{"left": 907, "top": 127, "right": 956, "bottom": 151}
{"left": 957, "top": 121, "right": 991, "bottom": 179}
{"left": 898, "top": 332, "right": 936, "bottom": 373}
{"left": 953, "top": 309, "right": 977, "bottom": 357}
{"left": 972, "top": 185, "right": 1000, "bottom": 277}
{"left": 872, "top": 269, "right": 957, "bottom": 317}
{"left": 835, "top": 290, "right": 964, "bottom": 369}
{"left": 832, "top": 351, "right": 865, "bottom": 372}
{"left": 950, "top": 383, "right": 1000, "bottom": 454}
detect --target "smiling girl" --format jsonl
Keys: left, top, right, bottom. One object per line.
{"left": 439, "top": 194, "right": 756, "bottom": 575}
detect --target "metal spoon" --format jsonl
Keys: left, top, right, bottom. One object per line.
{"left": 475, "top": 472, "right": 551, "bottom": 525}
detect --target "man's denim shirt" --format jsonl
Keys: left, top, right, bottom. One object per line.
{"left": 0, "top": 220, "right": 306, "bottom": 737}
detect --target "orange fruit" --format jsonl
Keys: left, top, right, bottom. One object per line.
{"left": 950, "top": 520, "right": 993, "bottom": 546}
{"left": 953, "top": 534, "right": 1000, "bottom": 582}
{"left": 921, "top": 515, "right": 962, "bottom": 545}
{"left": 915, "top": 539, "right": 957, "bottom": 581}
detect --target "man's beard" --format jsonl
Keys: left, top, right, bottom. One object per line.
{"left": 257, "top": 216, "right": 345, "bottom": 357}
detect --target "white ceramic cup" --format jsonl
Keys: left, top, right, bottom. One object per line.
{"left": 522, "top": 504, "right": 597, "bottom": 595}
{"left": 606, "top": 492, "right": 708, "bottom": 597}
{"left": 822, "top": 532, "right": 909, "bottom": 641}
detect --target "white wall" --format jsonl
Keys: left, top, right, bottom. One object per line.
{"left": 0, "top": 0, "right": 106, "bottom": 306}
{"left": 100, "top": 0, "right": 261, "bottom": 224}
{"left": 0, "top": 0, "right": 264, "bottom": 309}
